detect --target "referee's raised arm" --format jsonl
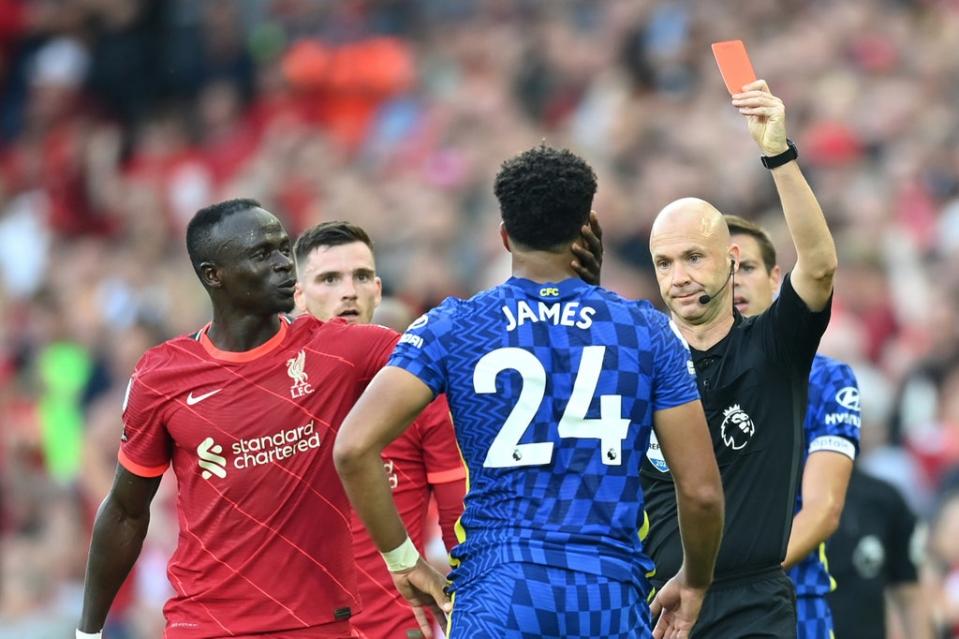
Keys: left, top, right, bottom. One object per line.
{"left": 731, "top": 79, "right": 837, "bottom": 311}
{"left": 642, "top": 79, "right": 838, "bottom": 639}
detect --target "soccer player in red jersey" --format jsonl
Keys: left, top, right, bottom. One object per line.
{"left": 293, "top": 221, "right": 466, "bottom": 639}
{"left": 75, "top": 199, "right": 442, "bottom": 639}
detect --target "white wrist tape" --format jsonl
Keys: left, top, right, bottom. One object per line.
{"left": 77, "top": 631, "right": 102, "bottom": 639}
{"left": 381, "top": 536, "right": 420, "bottom": 573}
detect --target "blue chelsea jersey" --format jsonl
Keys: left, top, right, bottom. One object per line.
{"left": 387, "top": 276, "right": 699, "bottom": 589}
{"left": 788, "top": 354, "right": 861, "bottom": 597}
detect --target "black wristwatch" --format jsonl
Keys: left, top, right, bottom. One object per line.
{"left": 761, "top": 139, "right": 798, "bottom": 169}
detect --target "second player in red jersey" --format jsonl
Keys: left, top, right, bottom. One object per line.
{"left": 294, "top": 222, "right": 465, "bottom": 639}
{"left": 79, "top": 200, "right": 398, "bottom": 639}
{"left": 350, "top": 395, "right": 464, "bottom": 639}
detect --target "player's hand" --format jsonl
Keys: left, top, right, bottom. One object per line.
{"left": 731, "top": 79, "right": 788, "bottom": 156}
{"left": 649, "top": 570, "right": 708, "bottom": 639}
{"left": 571, "top": 210, "right": 604, "bottom": 285}
{"left": 390, "top": 557, "right": 452, "bottom": 638}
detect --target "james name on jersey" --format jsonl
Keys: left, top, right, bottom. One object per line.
{"left": 399, "top": 300, "right": 599, "bottom": 350}
{"left": 502, "top": 300, "right": 596, "bottom": 331}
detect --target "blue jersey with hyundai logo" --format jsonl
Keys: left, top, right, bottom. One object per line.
{"left": 789, "top": 354, "right": 861, "bottom": 597}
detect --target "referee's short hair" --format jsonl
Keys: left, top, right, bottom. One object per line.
{"left": 725, "top": 215, "right": 777, "bottom": 273}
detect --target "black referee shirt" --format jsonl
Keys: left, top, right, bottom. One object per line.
{"left": 641, "top": 273, "right": 831, "bottom": 585}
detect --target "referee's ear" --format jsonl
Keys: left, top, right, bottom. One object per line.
{"left": 728, "top": 244, "right": 741, "bottom": 273}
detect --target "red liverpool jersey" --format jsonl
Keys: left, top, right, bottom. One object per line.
{"left": 118, "top": 315, "right": 398, "bottom": 638}
{"left": 350, "top": 395, "right": 465, "bottom": 639}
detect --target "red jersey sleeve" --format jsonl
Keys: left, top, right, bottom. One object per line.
{"left": 416, "top": 395, "right": 465, "bottom": 553}
{"left": 418, "top": 395, "right": 465, "bottom": 485}
{"left": 433, "top": 480, "right": 467, "bottom": 553}
{"left": 353, "top": 323, "right": 401, "bottom": 383}
{"left": 118, "top": 353, "right": 173, "bottom": 478}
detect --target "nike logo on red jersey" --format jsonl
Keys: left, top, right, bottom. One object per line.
{"left": 186, "top": 389, "right": 222, "bottom": 405}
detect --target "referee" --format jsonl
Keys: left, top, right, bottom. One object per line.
{"left": 641, "top": 79, "right": 836, "bottom": 638}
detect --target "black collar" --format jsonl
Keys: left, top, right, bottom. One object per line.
{"left": 691, "top": 310, "right": 743, "bottom": 359}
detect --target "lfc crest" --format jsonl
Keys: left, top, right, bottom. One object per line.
{"left": 287, "top": 350, "right": 314, "bottom": 398}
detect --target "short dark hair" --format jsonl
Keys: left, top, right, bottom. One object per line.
{"left": 294, "top": 221, "right": 374, "bottom": 267}
{"left": 725, "top": 214, "right": 778, "bottom": 273}
{"left": 494, "top": 145, "right": 597, "bottom": 250}
{"left": 186, "top": 198, "right": 263, "bottom": 274}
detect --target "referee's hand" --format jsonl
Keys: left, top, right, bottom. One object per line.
{"left": 650, "top": 569, "right": 708, "bottom": 639}
{"left": 732, "top": 79, "right": 788, "bottom": 156}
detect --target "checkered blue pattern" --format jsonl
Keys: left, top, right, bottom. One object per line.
{"left": 796, "top": 595, "right": 834, "bottom": 639}
{"left": 789, "top": 355, "right": 861, "bottom": 597}
{"left": 447, "top": 561, "right": 651, "bottom": 638}
{"left": 388, "top": 277, "right": 698, "bottom": 588}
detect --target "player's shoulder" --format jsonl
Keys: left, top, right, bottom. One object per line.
{"left": 126, "top": 330, "right": 214, "bottom": 399}
{"left": 633, "top": 298, "right": 672, "bottom": 327}
{"left": 403, "top": 293, "right": 485, "bottom": 335}
{"left": 462, "top": 281, "right": 526, "bottom": 311}
{"left": 287, "top": 312, "right": 330, "bottom": 338}
{"left": 585, "top": 286, "right": 666, "bottom": 322}
{"left": 134, "top": 330, "right": 205, "bottom": 376}
{"left": 425, "top": 294, "right": 469, "bottom": 320}
{"left": 581, "top": 288, "right": 683, "bottom": 349}
{"left": 811, "top": 353, "right": 851, "bottom": 375}
{"left": 289, "top": 312, "right": 398, "bottom": 342}
{"left": 613, "top": 292, "right": 675, "bottom": 334}
{"left": 811, "top": 353, "right": 857, "bottom": 386}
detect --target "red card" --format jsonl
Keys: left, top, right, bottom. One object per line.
{"left": 711, "top": 40, "right": 757, "bottom": 95}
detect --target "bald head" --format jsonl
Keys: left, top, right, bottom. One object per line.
{"left": 649, "top": 198, "right": 739, "bottom": 325}
{"left": 650, "top": 198, "right": 730, "bottom": 253}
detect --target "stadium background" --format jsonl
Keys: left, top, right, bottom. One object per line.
{"left": 2, "top": 0, "right": 959, "bottom": 637}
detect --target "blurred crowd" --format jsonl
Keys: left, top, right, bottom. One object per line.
{"left": 3, "top": 0, "right": 959, "bottom": 637}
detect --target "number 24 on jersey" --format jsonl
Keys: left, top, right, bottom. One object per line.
{"left": 474, "top": 346, "right": 629, "bottom": 468}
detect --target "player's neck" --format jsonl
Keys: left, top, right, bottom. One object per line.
{"left": 673, "top": 308, "right": 735, "bottom": 351}
{"left": 510, "top": 250, "right": 578, "bottom": 284}
{"left": 206, "top": 310, "right": 283, "bottom": 353}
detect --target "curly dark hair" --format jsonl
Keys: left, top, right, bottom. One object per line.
{"left": 494, "top": 145, "right": 597, "bottom": 250}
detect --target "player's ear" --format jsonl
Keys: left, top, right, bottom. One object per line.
{"left": 293, "top": 281, "right": 305, "bottom": 312}
{"left": 499, "top": 223, "right": 512, "bottom": 253}
{"left": 199, "top": 261, "right": 222, "bottom": 289}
